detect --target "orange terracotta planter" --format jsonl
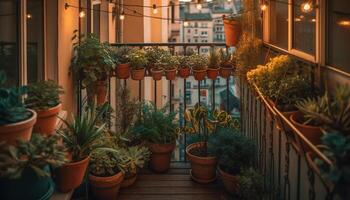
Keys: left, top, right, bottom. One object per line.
{"left": 89, "top": 171, "right": 124, "bottom": 200}
{"left": 165, "top": 69, "right": 177, "bottom": 80}
{"left": 218, "top": 166, "right": 238, "bottom": 194}
{"left": 207, "top": 68, "right": 219, "bottom": 80}
{"left": 34, "top": 103, "right": 62, "bottom": 135}
{"left": 178, "top": 67, "right": 191, "bottom": 78}
{"left": 94, "top": 81, "right": 107, "bottom": 105}
{"left": 192, "top": 69, "right": 207, "bottom": 81}
{"left": 0, "top": 109, "right": 36, "bottom": 145}
{"left": 186, "top": 142, "right": 217, "bottom": 183}
{"left": 219, "top": 67, "right": 232, "bottom": 78}
{"left": 151, "top": 69, "right": 164, "bottom": 81}
{"left": 290, "top": 112, "right": 322, "bottom": 147}
{"left": 148, "top": 142, "right": 175, "bottom": 173}
{"left": 121, "top": 173, "right": 137, "bottom": 188}
{"left": 116, "top": 64, "right": 130, "bottom": 79}
{"left": 55, "top": 156, "right": 90, "bottom": 193}
{"left": 223, "top": 17, "right": 242, "bottom": 47}
{"left": 131, "top": 68, "right": 145, "bottom": 80}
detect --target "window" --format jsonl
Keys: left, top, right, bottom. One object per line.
{"left": 269, "top": 0, "right": 288, "bottom": 49}
{"left": 327, "top": 0, "right": 350, "bottom": 73}
{"left": 195, "top": 39, "right": 198, "bottom": 43}
{"left": 194, "top": 29, "right": 198, "bottom": 34}
{"left": 186, "top": 82, "right": 191, "bottom": 88}
{"left": 185, "top": 91, "right": 191, "bottom": 104}
{"left": 194, "top": 22, "right": 198, "bottom": 27}
{"left": 201, "top": 48, "right": 209, "bottom": 53}
{"left": 187, "top": 29, "right": 191, "bottom": 33}
{"left": 188, "top": 39, "right": 191, "bottom": 43}
{"left": 201, "top": 31, "right": 208, "bottom": 35}
{"left": 201, "top": 23, "right": 208, "bottom": 28}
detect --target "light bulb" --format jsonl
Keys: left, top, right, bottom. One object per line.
{"left": 260, "top": 4, "right": 267, "bottom": 11}
{"left": 301, "top": 2, "right": 313, "bottom": 13}
{"left": 196, "top": 3, "right": 202, "bottom": 10}
{"left": 338, "top": 20, "right": 350, "bottom": 27}
{"left": 120, "top": 12, "right": 125, "bottom": 20}
{"left": 26, "top": 13, "right": 32, "bottom": 19}
{"left": 153, "top": 4, "right": 158, "bottom": 14}
{"left": 227, "top": 0, "right": 232, "bottom": 2}
{"left": 184, "top": 21, "right": 189, "bottom": 27}
{"left": 79, "top": 10, "right": 85, "bottom": 18}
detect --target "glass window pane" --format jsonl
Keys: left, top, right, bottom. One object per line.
{"left": 0, "top": 0, "right": 19, "bottom": 86}
{"left": 327, "top": 0, "right": 350, "bottom": 72}
{"left": 292, "top": 0, "right": 316, "bottom": 55}
{"left": 269, "top": 0, "right": 288, "bottom": 49}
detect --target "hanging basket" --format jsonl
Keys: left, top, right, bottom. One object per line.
{"left": 223, "top": 16, "right": 242, "bottom": 47}
{"left": 178, "top": 67, "right": 191, "bottom": 79}
{"left": 192, "top": 69, "right": 207, "bottom": 81}
{"left": 131, "top": 68, "right": 146, "bottom": 80}
{"left": 151, "top": 69, "right": 164, "bottom": 81}
{"left": 115, "top": 64, "right": 130, "bottom": 79}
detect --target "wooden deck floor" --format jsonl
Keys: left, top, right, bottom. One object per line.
{"left": 119, "top": 162, "right": 231, "bottom": 200}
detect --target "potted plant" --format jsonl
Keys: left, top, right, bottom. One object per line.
{"left": 146, "top": 47, "right": 169, "bottom": 81}
{"left": 223, "top": 14, "right": 242, "bottom": 47}
{"left": 235, "top": 168, "right": 265, "bottom": 199}
{"left": 0, "top": 71, "right": 36, "bottom": 144}
{"left": 189, "top": 54, "right": 208, "bottom": 81}
{"left": 164, "top": 55, "right": 179, "bottom": 81}
{"left": 113, "top": 46, "right": 132, "bottom": 79}
{"left": 25, "top": 80, "right": 64, "bottom": 135}
{"left": 129, "top": 49, "right": 148, "bottom": 80}
{"left": 209, "top": 127, "right": 255, "bottom": 193}
{"left": 219, "top": 49, "right": 234, "bottom": 78}
{"left": 55, "top": 104, "right": 108, "bottom": 192}
{"left": 131, "top": 102, "right": 178, "bottom": 173}
{"left": 88, "top": 148, "right": 125, "bottom": 200}
{"left": 178, "top": 55, "right": 191, "bottom": 78}
{"left": 70, "top": 34, "right": 115, "bottom": 105}
{"left": 0, "top": 133, "right": 67, "bottom": 200}
{"left": 207, "top": 48, "right": 220, "bottom": 80}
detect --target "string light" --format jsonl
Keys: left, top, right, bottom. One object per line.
{"left": 260, "top": 3, "right": 267, "bottom": 11}
{"left": 120, "top": 11, "right": 125, "bottom": 20}
{"left": 300, "top": 1, "right": 313, "bottom": 13}
{"left": 26, "top": 13, "right": 32, "bottom": 19}
{"left": 79, "top": 9, "right": 85, "bottom": 18}
{"left": 184, "top": 21, "right": 189, "bottom": 27}
{"left": 152, "top": 4, "right": 158, "bottom": 14}
{"left": 227, "top": 0, "right": 232, "bottom": 2}
{"left": 338, "top": 20, "right": 350, "bottom": 27}
{"left": 196, "top": 3, "right": 202, "bottom": 10}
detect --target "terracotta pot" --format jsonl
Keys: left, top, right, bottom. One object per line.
{"left": 192, "top": 69, "right": 207, "bottom": 81}
{"left": 121, "top": 173, "right": 137, "bottom": 188}
{"left": 186, "top": 142, "right": 217, "bottom": 183}
{"left": 116, "top": 63, "right": 130, "bottom": 79}
{"left": 151, "top": 69, "right": 164, "bottom": 81}
{"left": 34, "top": 103, "right": 62, "bottom": 135}
{"left": 178, "top": 67, "right": 191, "bottom": 78}
{"left": 223, "top": 17, "right": 242, "bottom": 47}
{"left": 0, "top": 109, "right": 36, "bottom": 145}
{"left": 131, "top": 68, "right": 145, "bottom": 80}
{"left": 218, "top": 166, "right": 238, "bottom": 194}
{"left": 207, "top": 68, "right": 219, "bottom": 80}
{"left": 219, "top": 67, "right": 232, "bottom": 78}
{"left": 55, "top": 156, "right": 90, "bottom": 193}
{"left": 148, "top": 142, "right": 175, "bottom": 173}
{"left": 94, "top": 81, "right": 107, "bottom": 105}
{"left": 165, "top": 69, "right": 177, "bottom": 80}
{"left": 89, "top": 171, "right": 124, "bottom": 200}
{"left": 290, "top": 112, "right": 322, "bottom": 146}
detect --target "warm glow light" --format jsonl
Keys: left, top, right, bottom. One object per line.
{"left": 26, "top": 13, "right": 32, "bottom": 19}
{"left": 338, "top": 20, "right": 350, "bottom": 27}
{"left": 120, "top": 12, "right": 125, "bottom": 20}
{"left": 184, "top": 21, "right": 189, "bottom": 27}
{"left": 227, "top": 0, "right": 232, "bottom": 2}
{"left": 79, "top": 10, "right": 85, "bottom": 18}
{"left": 152, "top": 4, "right": 158, "bottom": 14}
{"left": 294, "top": 18, "right": 302, "bottom": 22}
{"left": 311, "top": 18, "right": 316, "bottom": 22}
{"left": 301, "top": 2, "right": 313, "bottom": 13}
{"left": 196, "top": 3, "right": 202, "bottom": 10}
{"left": 260, "top": 4, "right": 267, "bottom": 11}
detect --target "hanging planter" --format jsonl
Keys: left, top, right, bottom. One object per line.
{"left": 115, "top": 63, "right": 130, "bottom": 79}
{"left": 219, "top": 67, "right": 232, "bottom": 78}
{"left": 207, "top": 68, "right": 219, "bottom": 80}
{"left": 165, "top": 69, "right": 177, "bottom": 80}
{"left": 223, "top": 15, "right": 242, "bottom": 47}
{"left": 150, "top": 68, "right": 164, "bottom": 81}
{"left": 178, "top": 67, "right": 191, "bottom": 78}
{"left": 207, "top": 49, "right": 220, "bottom": 80}
{"left": 131, "top": 68, "right": 145, "bottom": 80}
{"left": 193, "top": 69, "right": 207, "bottom": 81}
{"left": 129, "top": 49, "right": 148, "bottom": 81}
{"left": 148, "top": 143, "right": 175, "bottom": 173}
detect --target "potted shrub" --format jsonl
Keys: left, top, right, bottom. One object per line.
{"left": 131, "top": 102, "right": 178, "bottom": 173}
{"left": 146, "top": 47, "right": 170, "bottom": 81}
{"left": 129, "top": 49, "right": 148, "bottom": 80}
{"left": 219, "top": 49, "right": 234, "bottom": 78}
{"left": 207, "top": 49, "right": 220, "bottom": 80}
{"left": 189, "top": 54, "right": 208, "bottom": 81}
{"left": 209, "top": 127, "right": 255, "bottom": 193}
{"left": 55, "top": 104, "right": 108, "bottom": 192}
{"left": 0, "top": 133, "right": 67, "bottom": 200}
{"left": 164, "top": 55, "right": 179, "bottom": 81}
{"left": 88, "top": 148, "right": 125, "bottom": 200}
{"left": 178, "top": 55, "right": 191, "bottom": 78}
{"left": 235, "top": 168, "right": 265, "bottom": 200}
{"left": 113, "top": 46, "right": 132, "bottom": 79}
{"left": 70, "top": 34, "right": 115, "bottom": 105}
{"left": 25, "top": 80, "right": 64, "bottom": 135}
{"left": 0, "top": 71, "right": 36, "bottom": 144}
{"left": 223, "top": 14, "right": 242, "bottom": 47}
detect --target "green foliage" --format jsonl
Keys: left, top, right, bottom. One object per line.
{"left": 25, "top": 80, "right": 64, "bottom": 110}
{"left": 188, "top": 54, "right": 208, "bottom": 70}
{"left": 207, "top": 49, "right": 220, "bottom": 69}
{"left": 0, "top": 70, "right": 31, "bottom": 125}
{"left": 177, "top": 55, "right": 191, "bottom": 68}
{"left": 89, "top": 148, "right": 126, "bottom": 177}
{"left": 129, "top": 49, "right": 148, "bottom": 70}
{"left": 209, "top": 127, "right": 255, "bottom": 174}
{"left": 145, "top": 47, "right": 171, "bottom": 70}
{"left": 0, "top": 133, "right": 68, "bottom": 179}
{"left": 164, "top": 55, "right": 180, "bottom": 70}
{"left": 119, "top": 146, "right": 150, "bottom": 177}
{"left": 70, "top": 34, "right": 115, "bottom": 88}
{"left": 236, "top": 168, "right": 265, "bottom": 200}
{"left": 219, "top": 49, "right": 234, "bottom": 69}
{"left": 58, "top": 103, "right": 108, "bottom": 161}
{"left": 131, "top": 102, "right": 179, "bottom": 144}
{"left": 113, "top": 46, "right": 132, "bottom": 64}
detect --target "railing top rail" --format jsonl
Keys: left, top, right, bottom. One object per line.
{"left": 110, "top": 42, "right": 227, "bottom": 47}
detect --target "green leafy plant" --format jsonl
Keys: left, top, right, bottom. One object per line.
{"left": 25, "top": 80, "right": 64, "bottom": 110}
{"left": 219, "top": 49, "right": 234, "bottom": 69}
{"left": 0, "top": 70, "right": 31, "bottom": 125}
{"left": 131, "top": 102, "right": 179, "bottom": 144}
{"left": 89, "top": 148, "right": 126, "bottom": 177}
{"left": 0, "top": 133, "right": 67, "bottom": 179}
{"left": 236, "top": 168, "right": 265, "bottom": 200}
{"left": 70, "top": 33, "right": 115, "bottom": 88}
{"left": 119, "top": 146, "right": 150, "bottom": 178}
{"left": 129, "top": 49, "right": 148, "bottom": 70}
{"left": 178, "top": 55, "right": 190, "bottom": 68}
{"left": 207, "top": 49, "right": 220, "bottom": 69}
{"left": 113, "top": 46, "right": 132, "bottom": 65}
{"left": 164, "top": 55, "right": 180, "bottom": 70}
{"left": 145, "top": 47, "right": 170, "bottom": 71}
{"left": 188, "top": 54, "right": 207, "bottom": 70}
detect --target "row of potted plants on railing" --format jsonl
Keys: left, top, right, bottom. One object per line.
{"left": 246, "top": 55, "right": 350, "bottom": 198}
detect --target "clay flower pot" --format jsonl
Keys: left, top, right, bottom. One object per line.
{"left": 186, "top": 142, "right": 217, "bottom": 183}
{"left": 55, "top": 156, "right": 90, "bottom": 193}
{"left": 0, "top": 109, "right": 36, "bottom": 145}
{"left": 151, "top": 69, "right": 164, "bottom": 81}
{"left": 219, "top": 67, "right": 232, "bottom": 78}
{"left": 121, "top": 173, "right": 137, "bottom": 188}
{"left": 178, "top": 67, "right": 191, "bottom": 78}
{"left": 89, "top": 171, "right": 124, "bottom": 200}
{"left": 116, "top": 63, "right": 130, "bottom": 79}
{"left": 290, "top": 112, "right": 322, "bottom": 146}
{"left": 94, "top": 81, "right": 107, "bottom": 105}
{"left": 207, "top": 68, "right": 219, "bottom": 80}
{"left": 218, "top": 166, "right": 238, "bottom": 194}
{"left": 165, "top": 69, "right": 177, "bottom": 80}
{"left": 148, "top": 142, "right": 175, "bottom": 173}
{"left": 131, "top": 68, "right": 145, "bottom": 80}
{"left": 34, "top": 103, "right": 62, "bottom": 135}
{"left": 192, "top": 69, "right": 207, "bottom": 81}
{"left": 223, "top": 17, "right": 242, "bottom": 47}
